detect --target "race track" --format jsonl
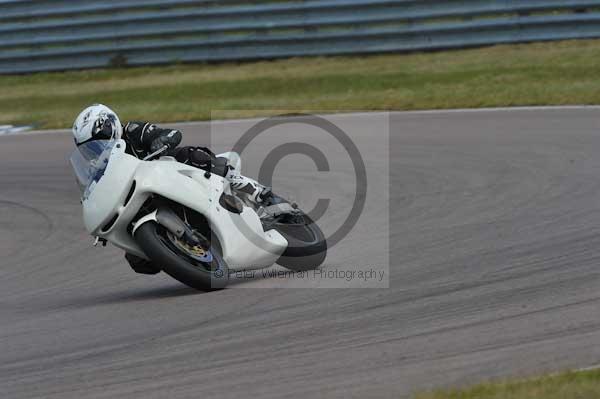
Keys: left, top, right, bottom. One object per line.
{"left": 1, "top": 108, "right": 600, "bottom": 398}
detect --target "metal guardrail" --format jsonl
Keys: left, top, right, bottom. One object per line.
{"left": 1, "top": 0, "right": 600, "bottom": 74}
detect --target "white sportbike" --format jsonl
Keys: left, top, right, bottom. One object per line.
{"left": 70, "top": 138, "right": 327, "bottom": 290}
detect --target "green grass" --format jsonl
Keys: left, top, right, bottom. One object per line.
{"left": 415, "top": 369, "right": 600, "bottom": 399}
{"left": 3, "top": 39, "right": 600, "bottom": 128}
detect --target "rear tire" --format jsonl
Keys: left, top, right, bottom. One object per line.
{"left": 275, "top": 215, "right": 327, "bottom": 271}
{"left": 134, "top": 221, "right": 229, "bottom": 290}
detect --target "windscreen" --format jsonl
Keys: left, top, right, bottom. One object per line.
{"left": 69, "top": 139, "right": 117, "bottom": 200}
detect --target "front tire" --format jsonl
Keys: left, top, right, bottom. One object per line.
{"left": 134, "top": 222, "right": 229, "bottom": 290}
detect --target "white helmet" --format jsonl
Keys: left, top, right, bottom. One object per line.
{"left": 72, "top": 104, "right": 122, "bottom": 146}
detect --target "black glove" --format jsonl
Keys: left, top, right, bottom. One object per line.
{"left": 173, "top": 147, "right": 216, "bottom": 171}
{"left": 189, "top": 147, "right": 213, "bottom": 166}
{"left": 150, "top": 129, "right": 182, "bottom": 153}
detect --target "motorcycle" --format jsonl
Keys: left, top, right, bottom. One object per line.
{"left": 70, "top": 138, "right": 327, "bottom": 290}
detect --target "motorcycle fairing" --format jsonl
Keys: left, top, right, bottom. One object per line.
{"left": 70, "top": 139, "right": 287, "bottom": 271}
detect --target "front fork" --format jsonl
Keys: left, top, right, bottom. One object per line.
{"left": 132, "top": 205, "right": 207, "bottom": 247}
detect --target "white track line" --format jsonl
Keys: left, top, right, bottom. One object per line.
{"left": 9, "top": 105, "right": 600, "bottom": 136}
{"left": 203, "top": 105, "right": 600, "bottom": 126}
{"left": 577, "top": 364, "right": 600, "bottom": 372}
{"left": 0, "top": 125, "right": 33, "bottom": 135}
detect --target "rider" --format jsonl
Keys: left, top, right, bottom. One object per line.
{"left": 72, "top": 104, "right": 273, "bottom": 275}
{"left": 72, "top": 104, "right": 272, "bottom": 204}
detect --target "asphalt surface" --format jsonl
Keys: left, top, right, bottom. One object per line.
{"left": 1, "top": 108, "right": 600, "bottom": 398}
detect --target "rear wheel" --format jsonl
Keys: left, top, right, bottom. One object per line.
{"left": 273, "top": 213, "right": 327, "bottom": 271}
{"left": 134, "top": 221, "right": 229, "bottom": 290}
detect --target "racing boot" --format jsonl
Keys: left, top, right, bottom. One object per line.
{"left": 226, "top": 170, "right": 272, "bottom": 205}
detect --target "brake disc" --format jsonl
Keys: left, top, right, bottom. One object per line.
{"left": 166, "top": 231, "right": 213, "bottom": 263}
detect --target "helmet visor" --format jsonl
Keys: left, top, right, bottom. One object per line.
{"left": 92, "top": 113, "right": 119, "bottom": 140}
{"left": 76, "top": 113, "right": 119, "bottom": 146}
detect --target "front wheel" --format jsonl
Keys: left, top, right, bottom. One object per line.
{"left": 134, "top": 222, "right": 229, "bottom": 290}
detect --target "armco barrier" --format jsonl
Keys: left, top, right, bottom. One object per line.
{"left": 1, "top": 0, "right": 600, "bottom": 74}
